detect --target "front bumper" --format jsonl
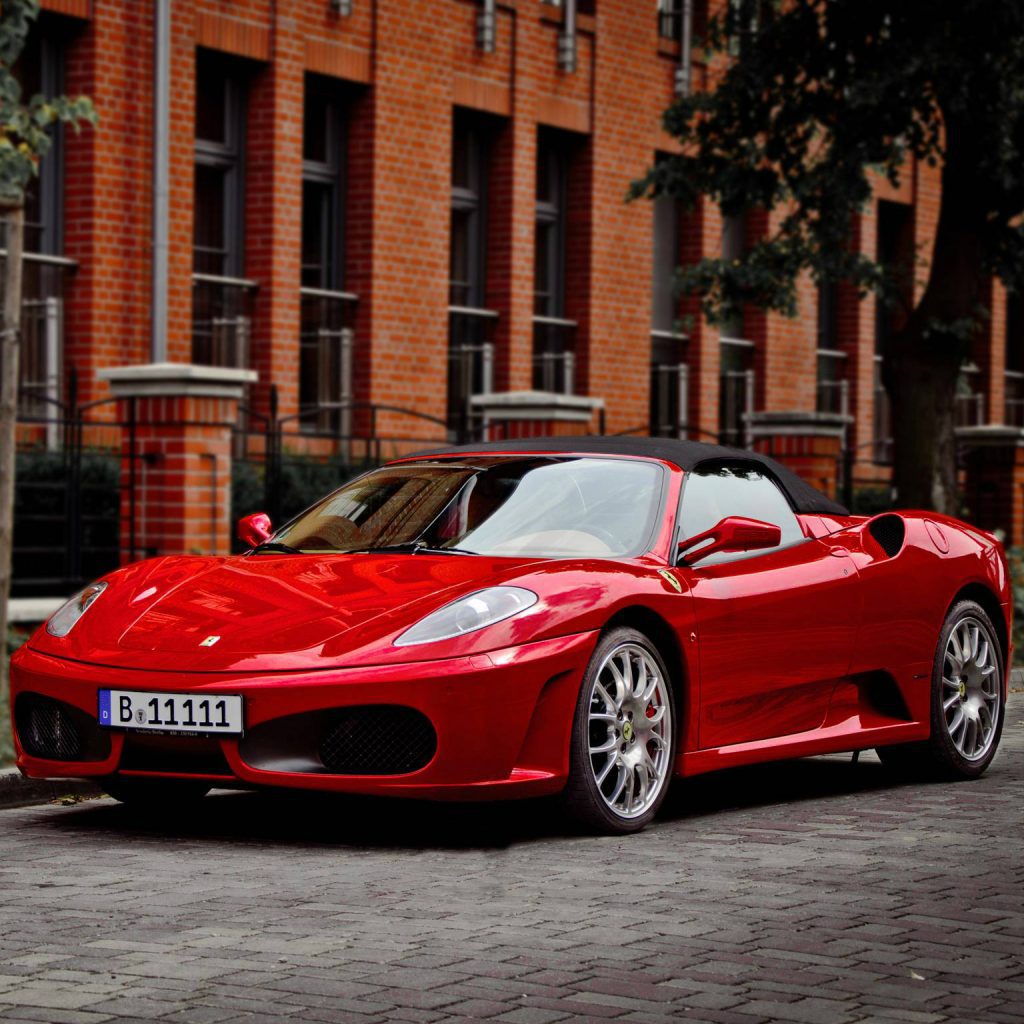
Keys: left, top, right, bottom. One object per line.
{"left": 9, "top": 631, "right": 596, "bottom": 800}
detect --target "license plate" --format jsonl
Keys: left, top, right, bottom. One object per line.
{"left": 98, "top": 689, "right": 243, "bottom": 736}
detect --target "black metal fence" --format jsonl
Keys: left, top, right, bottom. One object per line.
{"left": 12, "top": 377, "right": 478, "bottom": 597}
{"left": 14, "top": 371, "right": 916, "bottom": 598}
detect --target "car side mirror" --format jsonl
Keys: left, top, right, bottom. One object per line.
{"left": 237, "top": 512, "right": 272, "bottom": 548}
{"left": 677, "top": 516, "right": 781, "bottom": 566}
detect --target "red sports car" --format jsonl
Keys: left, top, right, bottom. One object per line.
{"left": 9, "top": 438, "right": 1010, "bottom": 833}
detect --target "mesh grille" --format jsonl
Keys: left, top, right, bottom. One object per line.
{"left": 16, "top": 694, "right": 83, "bottom": 761}
{"left": 869, "top": 514, "right": 906, "bottom": 557}
{"left": 318, "top": 706, "right": 437, "bottom": 775}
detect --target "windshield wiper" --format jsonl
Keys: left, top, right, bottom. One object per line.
{"left": 345, "top": 540, "right": 475, "bottom": 556}
{"left": 250, "top": 541, "right": 302, "bottom": 555}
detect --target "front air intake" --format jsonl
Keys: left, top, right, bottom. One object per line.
{"left": 15, "top": 694, "right": 111, "bottom": 763}
{"left": 318, "top": 706, "right": 437, "bottom": 775}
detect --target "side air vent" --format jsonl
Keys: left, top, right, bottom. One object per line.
{"left": 868, "top": 514, "right": 905, "bottom": 558}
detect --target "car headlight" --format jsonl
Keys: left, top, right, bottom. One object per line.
{"left": 394, "top": 586, "right": 538, "bottom": 647}
{"left": 46, "top": 582, "right": 108, "bottom": 638}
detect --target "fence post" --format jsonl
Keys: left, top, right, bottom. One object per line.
{"left": 63, "top": 368, "right": 81, "bottom": 586}
{"left": 265, "top": 384, "right": 281, "bottom": 526}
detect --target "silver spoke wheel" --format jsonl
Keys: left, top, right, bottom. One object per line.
{"left": 586, "top": 642, "right": 672, "bottom": 820}
{"left": 942, "top": 615, "right": 1000, "bottom": 762}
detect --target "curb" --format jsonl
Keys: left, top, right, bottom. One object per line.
{"left": 0, "top": 768, "right": 102, "bottom": 810}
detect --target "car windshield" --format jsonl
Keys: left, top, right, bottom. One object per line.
{"left": 269, "top": 456, "right": 664, "bottom": 558}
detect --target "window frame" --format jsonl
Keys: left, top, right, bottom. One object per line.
{"left": 672, "top": 460, "right": 805, "bottom": 568}
{"left": 20, "top": 30, "right": 64, "bottom": 256}
{"left": 193, "top": 52, "right": 248, "bottom": 279}
{"left": 534, "top": 135, "right": 568, "bottom": 319}
{"left": 301, "top": 81, "right": 346, "bottom": 292}
{"left": 449, "top": 113, "right": 489, "bottom": 310}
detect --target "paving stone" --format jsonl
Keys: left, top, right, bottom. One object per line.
{"left": 0, "top": 701, "right": 1021, "bottom": 1024}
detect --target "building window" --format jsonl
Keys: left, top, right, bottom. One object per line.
{"left": 1006, "top": 288, "right": 1024, "bottom": 426}
{"left": 18, "top": 30, "right": 64, "bottom": 256}
{"left": 718, "top": 211, "right": 754, "bottom": 446}
{"left": 448, "top": 111, "right": 496, "bottom": 434}
{"left": 302, "top": 84, "right": 345, "bottom": 291}
{"left": 542, "top": 0, "right": 596, "bottom": 14}
{"left": 650, "top": 189, "right": 688, "bottom": 438}
{"left": 533, "top": 129, "right": 576, "bottom": 394}
{"left": 300, "top": 78, "right": 355, "bottom": 436}
{"left": 193, "top": 52, "right": 247, "bottom": 279}
{"left": 658, "top": 1, "right": 705, "bottom": 43}
{"left": 450, "top": 115, "right": 487, "bottom": 309}
{"left": 13, "top": 20, "right": 69, "bottom": 426}
{"left": 192, "top": 52, "right": 253, "bottom": 370}
{"left": 534, "top": 136, "right": 567, "bottom": 319}
{"left": 727, "top": 0, "right": 764, "bottom": 56}
{"left": 873, "top": 201, "right": 913, "bottom": 462}
{"left": 816, "top": 279, "right": 847, "bottom": 416}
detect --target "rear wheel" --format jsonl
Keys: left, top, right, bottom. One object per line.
{"left": 563, "top": 628, "right": 676, "bottom": 834}
{"left": 876, "top": 599, "right": 1004, "bottom": 779}
{"left": 101, "top": 777, "right": 211, "bottom": 806}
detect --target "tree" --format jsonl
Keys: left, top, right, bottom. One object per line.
{"left": 0, "top": 0, "right": 93, "bottom": 656}
{"left": 633, "top": 0, "right": 1024, "bottom": 513}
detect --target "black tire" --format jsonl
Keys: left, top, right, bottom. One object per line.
{"left": 876, "top": 599, "right": 1005, "bottom": 780}
{"left": 563, "top": 627, "right": 677, "bottom": 834}
{"left": 101, "top": 777, "right": 212, "bottom": 806}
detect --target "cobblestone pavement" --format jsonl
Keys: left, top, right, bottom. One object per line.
{"left": 0, "top": 708, "right": 1022, "bottom": 1024}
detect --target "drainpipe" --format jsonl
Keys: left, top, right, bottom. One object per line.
{"left": 151, "top": 0, "right": 171, "bottom": 362}
{"left": 677, "top": 0, "right": 693, "bottom": 98}
{"left": 477, "top": 0, "right": 496, "bottom": 53}
{"left": 558, "top": 0, "right": 577, "bottom": 73}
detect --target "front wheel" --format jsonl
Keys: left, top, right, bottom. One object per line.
{"left": 563, "top": 628, "right": 677, "bottom": 834}
{"left": 877, "top": 599, "right": 1005, "bottom": 779}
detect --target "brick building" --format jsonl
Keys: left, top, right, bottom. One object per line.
{"left": 12, "top": 0, "right": 1024, "bottom": 589}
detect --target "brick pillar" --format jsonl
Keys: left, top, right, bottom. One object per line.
{"left": 748, "top": 411, "right": 851, "bottom": 501}
{"left": 958, "top": 426, "right": 1024, "bottom": 545}
{"left": 99, "top": 364, "right": 257, "bottom": 561}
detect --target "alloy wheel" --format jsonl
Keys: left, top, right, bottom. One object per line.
{"left": 941, "top": 615, "right": 1000, "bottom": 762}
{"left": 586, "top": 642, "right": 673, "bottom": 819}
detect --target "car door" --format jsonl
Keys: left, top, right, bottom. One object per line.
{"left": 677, "top": 462, "right": 860, "bottom": 749}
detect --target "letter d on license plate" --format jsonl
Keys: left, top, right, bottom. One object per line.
{"left": 98, "top": 689, "right": 243, "bottom": 735}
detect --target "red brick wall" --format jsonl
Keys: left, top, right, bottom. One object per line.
{"left": 36, "top": 0, "right": 1005, "bottom": 503}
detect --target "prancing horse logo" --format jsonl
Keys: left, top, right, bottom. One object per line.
{"left": 200, "top": 635, "right": 221, "bottom": 647}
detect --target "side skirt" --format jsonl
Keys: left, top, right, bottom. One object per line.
{"left": 677, "top": 719, "right": 930, "bottom": 778}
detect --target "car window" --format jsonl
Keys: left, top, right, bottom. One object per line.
{"left": 272, "top": 456, "right": 665, "bottom": 559}
{"left": 678, "top": 463, "right": 804, "bottom": 565}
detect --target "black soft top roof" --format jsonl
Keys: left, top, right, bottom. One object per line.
{"left": 408, "top": 436, "right": 849, "bottom": 517}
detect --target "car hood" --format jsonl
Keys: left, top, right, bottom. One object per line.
{"left": 31, "top": 551, "right": 547, "bottom": 672}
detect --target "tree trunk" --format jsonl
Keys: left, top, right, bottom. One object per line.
{"left": 887, "top": 346, "right": 961, "bottom": 513}
{"left": 0, "top": 206, "right": 24, "bottom": 681}
{"left": 884, "top": 124, "right": 986, "bottom": 514}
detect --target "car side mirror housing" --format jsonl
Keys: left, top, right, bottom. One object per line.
{"left": 238, "top": 512, "right": 273, "bottom": 548}
{"left": 677, "top": 516, "right": 781, "bottom": 566}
